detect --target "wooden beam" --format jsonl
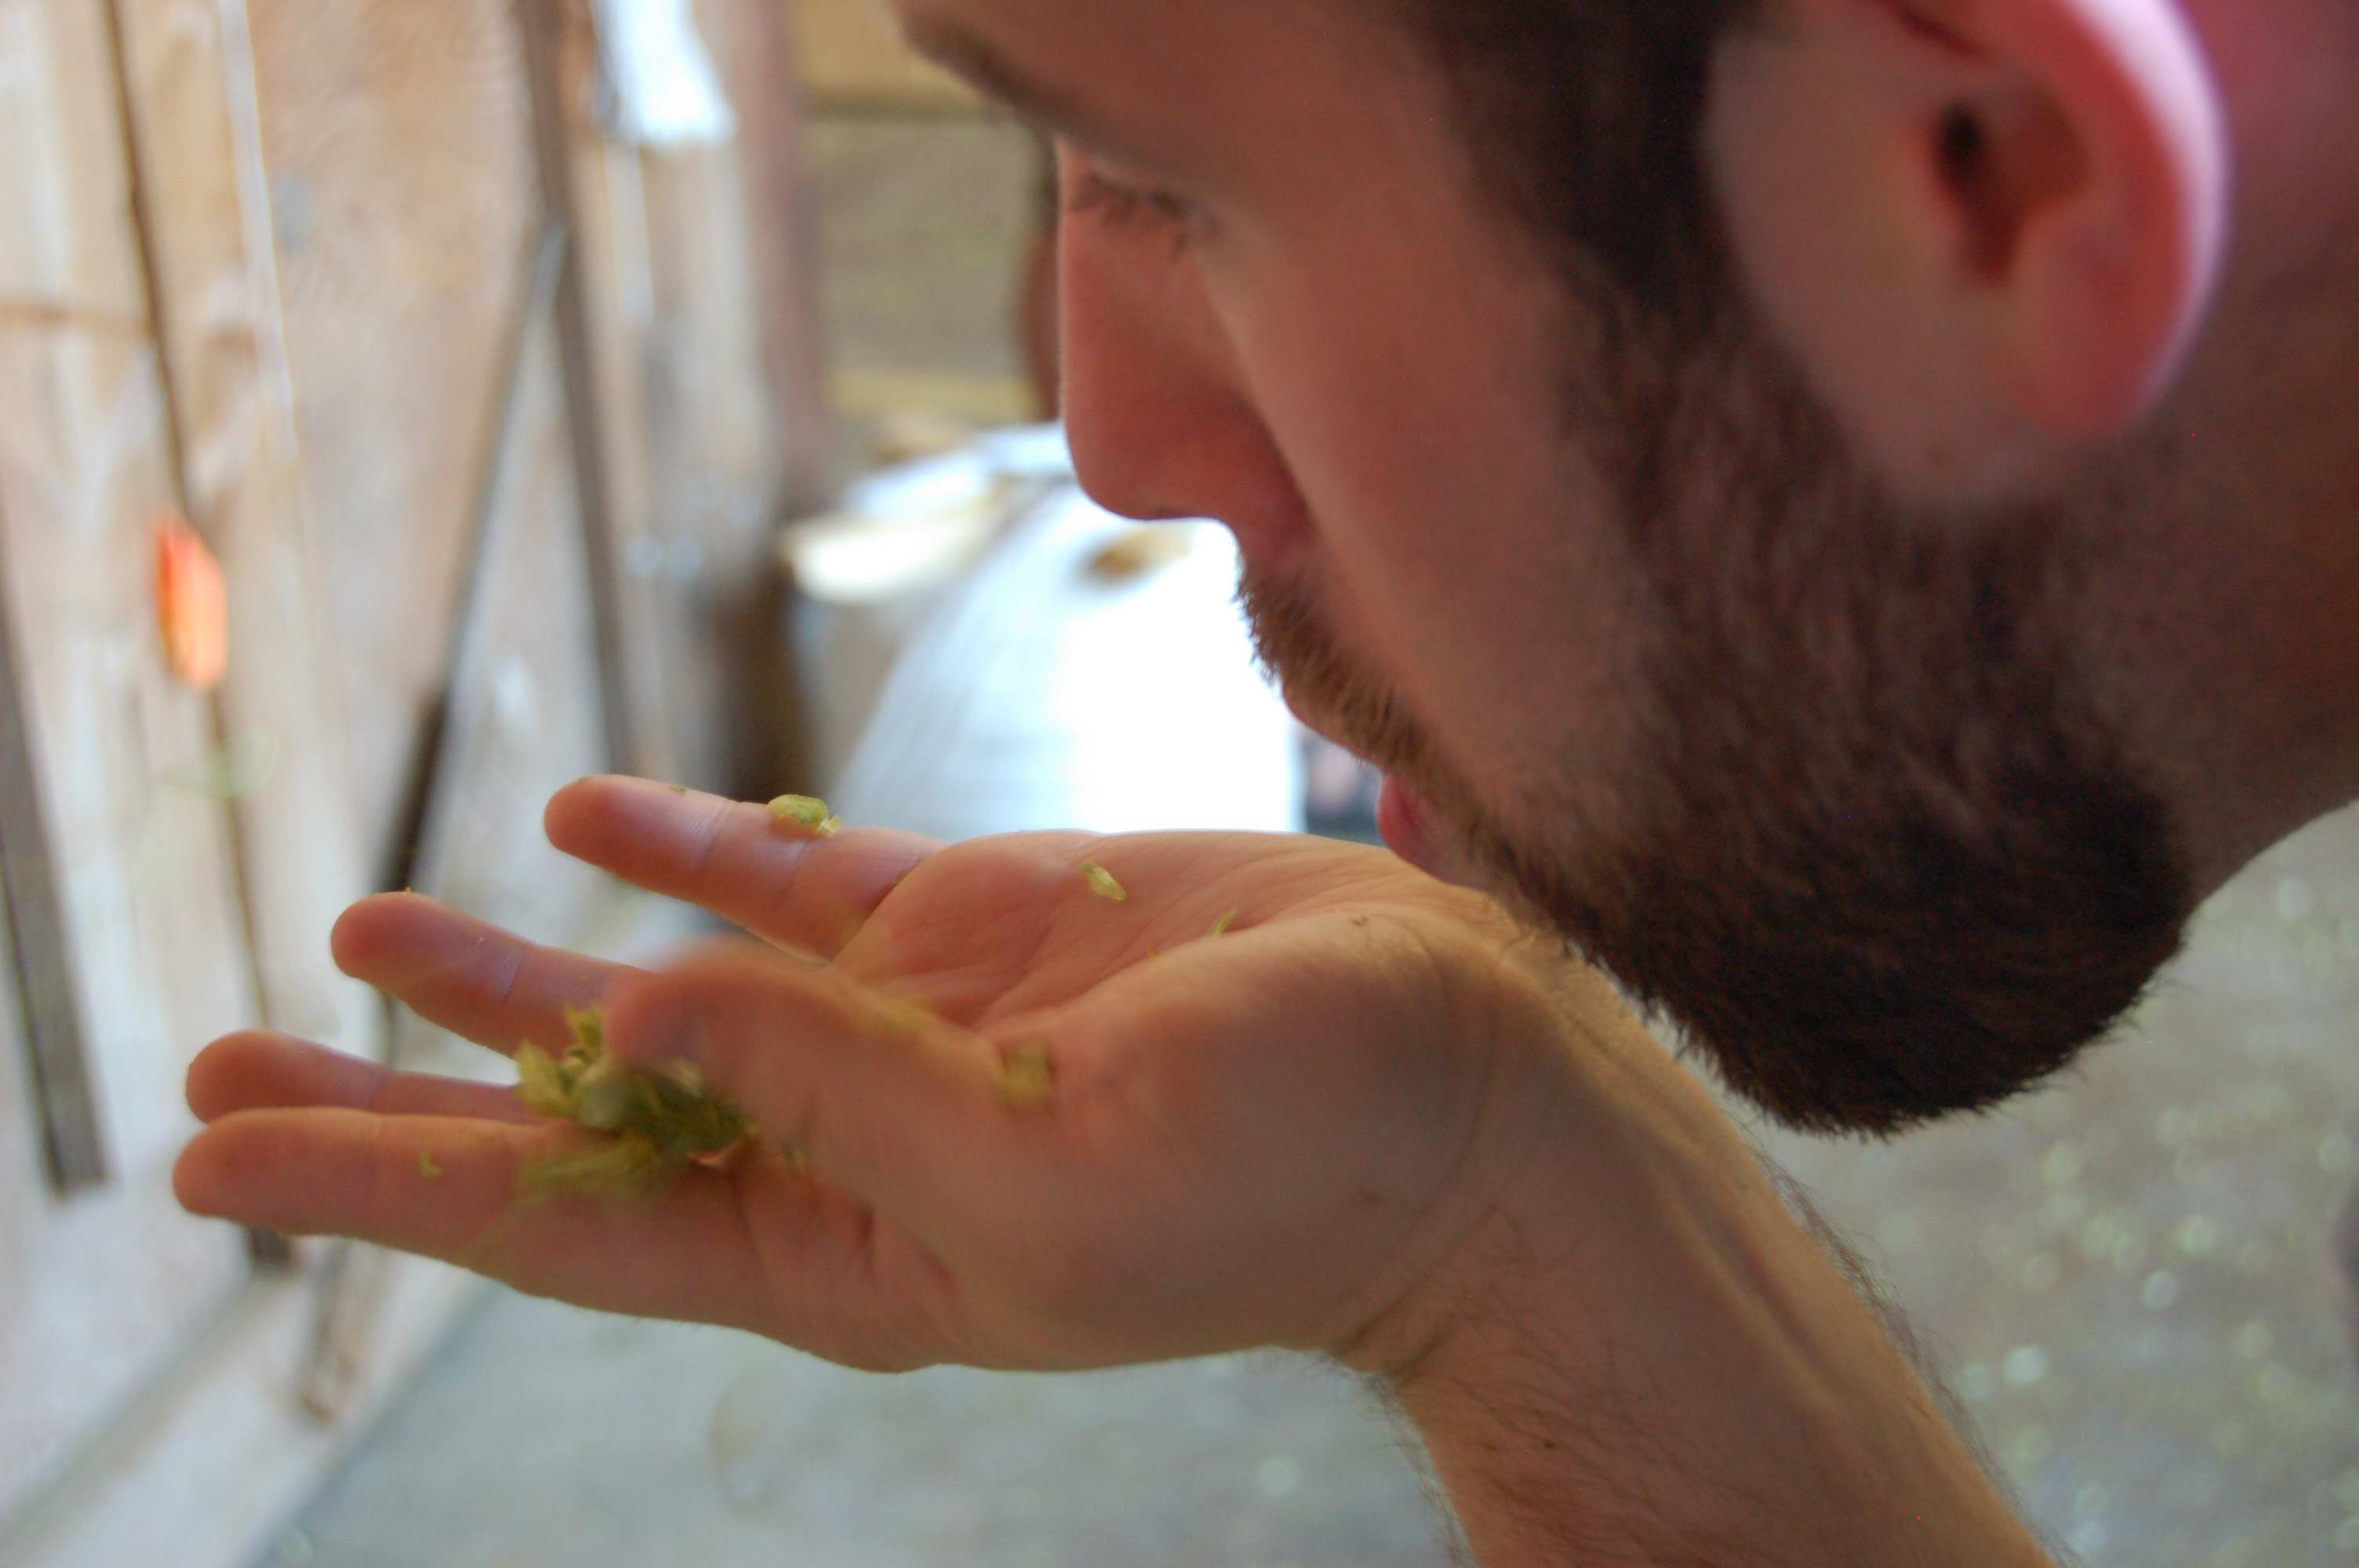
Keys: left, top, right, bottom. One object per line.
{"left": 518, "top": 0, "right": 659, "bottom": 781}
{"left": 536, "top": 0, "right": 833, "bottom": 797}
{"left": 297, "top": 229, "right": 703, "bottom": 1419}
{"left": 0, "top": 0, "right": 260, "bottom": 1181}
{"left": 707, "top": 0, "right": 837, "bottom": 514}
{"left": 379, "top": 218, "right": 572, "bottom": 898}
{"left": 696, "top": 0, "right": 834, "bottom": 798}
{"left": 296, "top": 217, "right": 569, "bottom": 1419}
{"left": 0, "top": 0, "right": 266, "bottom": 1526}
{"left": 0, "top": 535, "right": 104, "bottom": 1192}
{"left": 104, "top": 0, "right": 381, "bottom": 1057}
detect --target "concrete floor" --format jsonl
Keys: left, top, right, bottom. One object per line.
{"left": 1757, "top": 809, "right": 2359, "bottom": 1566}
{"left": 268, "top": 1302, "right": 1453, "bottom": 1568}
{"left": 267, "top": 115, "right": 2359, "bottom": 1568}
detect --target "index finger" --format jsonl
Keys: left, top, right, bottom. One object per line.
{"left": 332, "top": 892, "right": 625, "bottom": 1058}
{"left": 546, "top": 778, "right": 940, "bottom": 960}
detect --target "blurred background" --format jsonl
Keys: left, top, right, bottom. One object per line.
{"left": 0, "top": 3, "right": 2355, "bottom": 1566}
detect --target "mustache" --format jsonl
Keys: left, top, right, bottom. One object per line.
{"left": 1236, "top": 568, "right": 1427, "bottom": 782}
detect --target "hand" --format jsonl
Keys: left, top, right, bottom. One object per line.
{"left": 177, "top": 776, "right": 1597, "bottom": 1374}
{"left": 178, "top": 779, "right": 2058, "bottom": 1564}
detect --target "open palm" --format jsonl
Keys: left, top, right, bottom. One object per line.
{"left": 179, "top": 776, "right": 1593, "bottom": 1377}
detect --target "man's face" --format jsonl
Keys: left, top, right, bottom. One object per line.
{"left": 900, "top": 0, "right": 2190, "bottom": 1134}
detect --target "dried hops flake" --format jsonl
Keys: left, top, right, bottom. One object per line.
{"left": 996, "top": 1044, "right": 1056, "bottom": 1111}
{"left": 513, "top": 1007, "right": 757, "bottom": 1196}
{"left": 768, "top": 795, "right": 842, "bottom": 836}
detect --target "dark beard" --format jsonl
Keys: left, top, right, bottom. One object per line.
{"left": 1241, "top": 325, "right": 2192, "bottom": 1138}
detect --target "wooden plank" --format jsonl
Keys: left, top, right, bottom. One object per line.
{"left": 0, "top": 530, "right": 105, "bottom": 1190}
{"left": 534, "top": 0, "right": 830, "bottom": 797}
{"left": 0, "top": 747, "right": 224, "bottom": 1538}
{"left": 248, "top": 0, "right": 554, "bottom": 880}
{"left": 377, "top": 218, "right": 572, "bottom": 899}
{"left": 298, "top": 241, "right": 696, "bottom": 1419}
{"left": 0, "top": 0, "right": 259, "bottom": 1171}
{"left": 393, "top": 257, "right": 649, "bottom": 1043}
{"left": 706, "top": 0, "right": 836, "bottom": 513}
{"left": 519, "top": 0, "right": 661, "bottom": 782}
{"left": 0, "top": 0, "right": 259, "bottom": 1174}
{"left": 692, "top": 0, "right": 832, "bottom": 797}
{"left": 295, "top": 221, "right": 572, "bottom": 1417}
{"left": 0, "top": 783, "right": 51, "bottom": 1304}
{"left": 0, "top": 0, "right": 256, "bottom": 1526}
{"left": 107, "top": 0, "right": 381, "bottom": 1054}
{"left": 633, "top": 136, "right": 794, "bottom": 795}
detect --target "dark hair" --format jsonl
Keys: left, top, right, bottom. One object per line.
{"left": 1374, "top": 1, "right": 1765, "bottom": 337}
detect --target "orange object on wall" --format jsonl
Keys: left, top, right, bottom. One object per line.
{"left": 152, "top": 513, "right": 228, "bottom": 691}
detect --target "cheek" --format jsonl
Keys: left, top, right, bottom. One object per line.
{"left": 1228, "top": 285, "right": 1492, "bottom": 603}
{"left": 1226, "top": 268, "right": 1634, "bottom": 777}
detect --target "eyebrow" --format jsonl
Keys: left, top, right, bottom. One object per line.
{"left": 900, "top": 12, "right": 1161, "bottom": 167}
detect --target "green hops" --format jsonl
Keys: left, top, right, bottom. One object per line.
{"left": 514, "top": 1007, "right": 757, "bottom": 1196}
{"left": 767, "top": 795, "right": 841, "bottom": 836}
{"left": 995, "top": 1044, "right": 1056, "bottom": 1111}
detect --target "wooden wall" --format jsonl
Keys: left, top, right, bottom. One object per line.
{"left": 250, "top": 0, "right": 551, "bottom": 884}
{"left": 248, "top": 0, "right": 834, "bottom": 882}
{"left": 0, "top": 0, "right": 279, "bottom": 1523}
{"left": 795, "top": 0, "right": 978, "bottom": 111}
{"left": 0, "top": 0, "right": 830, "bottom": 1556}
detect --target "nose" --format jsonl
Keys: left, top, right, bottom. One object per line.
{"left": 1054, "top": 177, "right": 1303, "bottom": 549}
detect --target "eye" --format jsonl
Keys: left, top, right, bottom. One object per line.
{"left": 1063, "top": 163, "right": 1201, "bottom": 259}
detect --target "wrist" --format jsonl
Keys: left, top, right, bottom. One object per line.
{"left": 1346, "top": 999, "right": 2053, "bottom": 1565}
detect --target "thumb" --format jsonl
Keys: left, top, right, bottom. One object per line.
{"left": 598, "top": 941, "right": 1047, "bottom": 1247}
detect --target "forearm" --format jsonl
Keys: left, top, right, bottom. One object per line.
{"left": 1389, "top": 1225, "right": 2054, "bottom": 1566}
{"left": 1350, "top": 1035, "right": 2055, "bottom": 1566}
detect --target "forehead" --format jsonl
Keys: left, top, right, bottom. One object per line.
{"left": 885, "top": 0, "right": 1430, "bottom": 171}
{"left": 892, "top": 0, "right": 1285, "bottom": 60}
{"left": 891, "top": 0, "right": 1258, "bottom": 82}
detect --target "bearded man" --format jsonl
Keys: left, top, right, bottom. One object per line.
{"left": 180, "top": 2, "right": 2359, "bottom": 1560}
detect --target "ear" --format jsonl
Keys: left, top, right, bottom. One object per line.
{"left": 1705, "top": 0, "right": 2229, "bottom": 481}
